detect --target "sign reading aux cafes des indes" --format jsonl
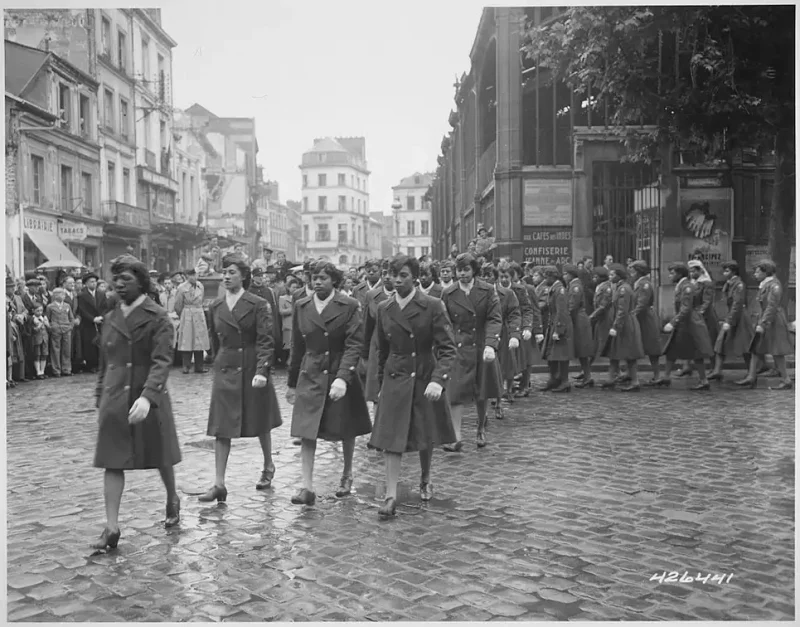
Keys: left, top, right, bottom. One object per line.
{"left": 522, "top": 227, "right": 573, "bottom": 266}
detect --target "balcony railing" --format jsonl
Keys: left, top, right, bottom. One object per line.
{"left": 145, "top": 149, "right": 157, "bottom": 169}
{"left": 477, "top": 141, "right": 496, "bottom": 193}
{"left": 102, "top": 200, "right": 151, "bottom": 231}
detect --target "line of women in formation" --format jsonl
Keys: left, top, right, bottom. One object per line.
{"left": 88, "top": 252, "right": 793, "bottom": 550}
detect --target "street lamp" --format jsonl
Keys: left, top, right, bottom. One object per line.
{"left": 391, "top": 197, "right": 402, "bottom": 255}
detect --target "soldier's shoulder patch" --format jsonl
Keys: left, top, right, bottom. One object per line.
{"left": 572, "top": 285, "right": 580, "bottom": 292}
{"left": 771, "top": 283, "right": 781, "bottom": 293}
{"left": 606, "top": 287, "right": 612, "bottom": 293}
{"left": 642, "top": 281, "right": 650, "bottom": 289}
{"left": 684, "top": 287, "right": 693, "bottom": 294}
{"left": 558, "top": 287, "right": 565, "bottom": 294}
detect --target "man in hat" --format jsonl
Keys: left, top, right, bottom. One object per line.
{"left": 174, "top": 268, "right": 210, "bottom": 374}
{"left": 77, "top": 272, "right": 108, "bottom": 373}
{"left": 273, "top": 250, "right": 290, "bottom": 282}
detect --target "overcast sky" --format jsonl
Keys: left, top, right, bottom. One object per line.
{"left": 161, "top": 0, "right": 488, "bottom": 214}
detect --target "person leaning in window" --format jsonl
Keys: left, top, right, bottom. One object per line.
{"left": 91, "top": 255, "right": 182, "bottom": 551}
{"left": 709, "top": 260, "right": 755, "bottom": 382}
{"left": 285, "top": 261, "right": 372, "bottom": 506}
{"left": 440, "top": 253, "right": 503, "bottom": 450}
{"left": 660, "top": 262, "right": 714, "bottom": 390}
{"left": 736, "top": 259, "right": 793, "bottom": 390}
{"left": 200, "top": 253, "right": 283, "bottom": 503}
{"left": 369, "top": 255, "right": 457, "bottom": 518}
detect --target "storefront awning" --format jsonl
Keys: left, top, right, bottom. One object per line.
{"left": 25, "top": 229, "right": 82, "bottom": 265}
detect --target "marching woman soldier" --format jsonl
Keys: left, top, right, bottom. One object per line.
{"left": 352, "top": 258, "right": 382, "bottom": 309}
{"left": 487, "top": 262, "right": 521, "bottom": 413}
{"left": 91, "top": 255, "right": 181, "bottom": 551}
{"left": 285, "top": 261, "right": 372, "bottom": 505}
{"left": 563, "top": 264, "right": 594, "bottom": 385}
{"left": 708, "top": 260, "right": 755, "bottom": 381}
{"left": 361, "top": 262, "right": 396, "bottom": 405}
{"left": 599, "top": 264, "right": 645, "bottom": 391}
{"left": 418, "top": 260, "right": 443, "bottom": 298}
{"left": 629, "top": 261, "right": 665, "bottom": 386}
{"left": 583, "top": 266, "right": 614, "bottom": 388}
{"left": 509, "top": 261, "right": 542, "bottom": 398}
{"left": 441, "top": 253, "right": 503, "bottom": 449}
{"left": 660, "top": 262, "right": 714, "bottom": 390}
{"left": 200, "top": 253, "right": 283, "bottom": 502}
{"left": 736, "top": 260, "right": 793, "bottom": 390}
{"left": 540, "top": 266, "right": 574, "bottom": 392}
{"left": 369, "top": 255, "right": 457, "bottom": 518}
{"left": 174, "top": 268, "right": 210, "bottom": 374}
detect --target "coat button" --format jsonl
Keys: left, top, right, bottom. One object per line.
{"left": 126, "top": 363, "right": 132, "bottom": 367}
{"left": 324, "top": 332, "right": 329, "bottom": 337}
{"left": 325, "top": 351, "right": 329, "bottom": 355}
{"left": 457, "top": 343, "right": 462, "bottom": 348}
{"left": 124, "top": 385, "right": 130, "bottom": 390}
{"left": 409, "top": 333, "right": 414, "bottom": 338}
{"left": 323, "top": 369, "right": 328, "bottom": 374}
{"left": 238, "top": 348, "right": 243, "bottom": 352}
{"left": 411, "top": 373, "right": 416, "bottom": 378}
{"left": 411, "top": 352, "right": 416, "bottom": 357}
{"left": 237, "top": 367, "right": 242, "bottom": 372}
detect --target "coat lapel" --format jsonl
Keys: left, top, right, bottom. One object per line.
{"left": 125, "top": 297, "right": 159, "bottom": 336}
{"left": 384, "top": 297, "right": 412, "bottom": 334}
{"left": 321, "top": 292, "right": 350, "bottom": 329}
{"left": 449, "top": 284, "right": 476, "bottom": 314}
{"left": 218, "top": 294, "right": 241, "bottom": 331}
{"left": 304, "top": 296, "right": 328, "bottom": 332}
{"left": 108, "top": 306, "right": 131, "bottom": 340}
{"left": 404, "top": 290, "right": 427, "bottom": 324}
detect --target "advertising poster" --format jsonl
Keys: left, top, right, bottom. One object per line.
{"left": 680, "top": 186, "right": 732, "bottom": 282}
{"left": 523, "top": 180, "right": 572, "bottom": 226}
{"left": 522, "top": 226, "right": 573, "bottom": 267}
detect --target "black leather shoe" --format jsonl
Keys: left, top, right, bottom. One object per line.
{"left": 194, "top": 368, "right": 209, "bottom": 374}
{"left": 477, "top": 431, "right": 487, "bottom": 448}
{"left": 690, "top": 382, "right": 711, "bottom": 391}
{"left": 734, "top": 377, "right": 757, "bottom": 389}
{"left": 674, "top": 367, "right": 692, "bottom": 378}
{"left": 442, "top": 441, "right": 463, "bottom": 453}
{"left": 599, "top": 380, "right": 617, "bottom": 389}
{"left": 256, "top": 465, "right": 275, "bottom": 490}
{"left": 420, "top": 482, "right": 433, "bottom": 501}
{"left": 182, "top": 367, "right": 191, "bottom": 374}
{"left": 618, "top": 384, "right": 641, "bottom": 392}
{"left": 573, "top": 372, "right": 585, "bottom": 381}
{"left": 378, "top": 497, "right": 397, "bottom": 519}
{"left": 335, "top": 476, "right": 353, "bottom": 497}
{"left": 539, "top": 379, "right": 559, "bottom": 392}
{"left": 291, "top": 488, "right": 316, "bottom": 505}
{"left": 574, "top": 378, "right": 594, "bottom": 389}
{"left": 91, "top": 527, "right": 120, "bottom": 551}
{"left": 641, "top": 378, "right": 659, "bottom": 387}
{"left": 292, "top": 438, "right": 302, "bottom": 446}
{"left": 653, "top": 378, "right": 672, "bottom": 388}
{"left": 551, "top": 383, "right": 571, "bottom": 393}
{"left": 165, "top": 499, "right": 180, "bottom": 527}
{"left": 707, "top": 372, "right": 723, "bottom": 381}
{"left": 198, "top": 485, "right": 227, "bottom": 503}
{"left": 769, "top": 381, "right": 793, "bottom": 391}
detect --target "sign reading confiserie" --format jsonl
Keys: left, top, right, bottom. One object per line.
{"left": 522, "top": 226, "right": 573, "bottom": 267}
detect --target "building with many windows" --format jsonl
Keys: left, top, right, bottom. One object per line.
{"left": 300, "top": 137, "right": 372, "bottom": 267}
{"left": 391, "top": 171, "right": 433, "bottom": 258}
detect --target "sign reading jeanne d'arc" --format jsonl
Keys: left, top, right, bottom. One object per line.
{"left": 523, "top": 180, "right": 572, "bottom": 227}
{"left": 522, "top": 227, "right": 573, "bottom": 266}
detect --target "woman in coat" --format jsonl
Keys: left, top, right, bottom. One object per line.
{"left": 708, "top": 260, "right": 755, "bottom": 381}
{"left": 360, "top": 264, "right": 396, "bottom": 405}
{"left": 676, "top": 259, "right": 719, "bottom": 376}
{"left": 581, "top": 266, "right": 613, "bottom": 388}
{"left": 484, "top": 263, "right": 521, "bottom": 413}
{"left": 736, "top": 259, "right": 793, "bottom": 390}
{"left": 563, "top": 264, "right": 595, "bottom": 384}
{"left": 629, "top": 261, "right": 665, "bottom": 386}
{"left": 440, "top": 253, "right": 503, "bottom": 449}
{"left": 540, "top": 266, "right": 574, "bottom": 392}
{"left": 370, "top": 255, "right": 457, "bottom": 518}
{"left": 279, "top": 278, "right": 298, "bottom": 356}
{"left": 600, "top": 264, "right": 645, "bottom": 391}
{"left": 174, "top": 268, "right": 210, "bottom": 374}
{"left": 286, "top": 261, "right": 371, "bottom": 506}
{"left": 659, "top": 262, "right": 714, "bottom": 390}
{"left": 509, "top": 261, "right": 542, "bottom": 398}
{"left": 91, "top": 255, "right": 181, "bottom": 551}
{"left": 200, "top": 253, "right": 283, "bottom": 503}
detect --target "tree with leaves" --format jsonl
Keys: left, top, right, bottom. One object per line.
{"left": 523, "top": 6, "right": 795, "bottom": 296}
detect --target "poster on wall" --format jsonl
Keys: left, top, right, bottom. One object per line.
{"left": 522, "top": 226, "right": 573, "bottom": 267}
{"left": 523, "top": 180, "right": 572, "bottom": 226}
{"left": 680, "top": 186, "right": 732, "bottom": 282}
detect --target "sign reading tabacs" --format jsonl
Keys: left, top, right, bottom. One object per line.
{"left": 522, "top": 227, "right": 573, "bottom": 267}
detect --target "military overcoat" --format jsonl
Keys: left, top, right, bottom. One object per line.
{"left": 662, "top": 278, "right": 714, "bottom": 360}
{"left": 441, "top": 279, "right": 503, "bottom": 404}
{"left": 567, "top": 277, "right": 595, "bottom": 359}
{"left": 94, "top": 297, "right": 181, "bottom": 470}
{"left": 751, "top": 277, "right": 794, "bottom": 357}
{"left": 369, "top": 290, "right": 457, "bottom": 453}
{"left": 541, "top": 281, "right": 574, "bottom": 362}
{"left": 287, "top": 291, "right": 371, "bottom": 440}
{"left": 602, "top": 281, "right": 645, "bottom": 361}
{"left": 714, "top": 276, "right": 755, "bottom": 357}
{"left": 631, "top": 276, "right": 663, "bottom": 357}
{"left": 693, "top": 279, "right": 719, "bottom": 346}
{"left": 589, "top": 280, "right": 615, "bottom": 358}
{"left": 496, "top": 284, "right": 522, "bottom": 380}
{"left": 361, "top": 286, "right": 393, "bottom": 401}
{"left": 206, "top": 292, "right": 283, "bottom": 438}
{"left": 510, "top": 281, "right": 538, "bottom": 369}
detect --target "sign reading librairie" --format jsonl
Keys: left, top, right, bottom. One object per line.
{"left": 523, "top": 180, "right": 572, "bottom": 226}
{"left": 522, "top": 227, "right": 573, "bottom": 267}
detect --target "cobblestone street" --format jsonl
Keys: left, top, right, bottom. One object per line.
{"left": 6, "top": 367, "right": 795, "bottom": 621}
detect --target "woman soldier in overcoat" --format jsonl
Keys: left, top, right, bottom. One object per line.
{"left": 562, "top": 264, "right": 594, "bottom": 384}
{"left": 708, "top": 260, "right": 755, "bottom": 381}
{"left": 286, "top": 261, "right": 372, "bottom": 506}
{"left": 509, "top": 261, "right": 542, "bottom": 398}
{"left": 200, "top": 253, "right": 283, "bottom": 503}
{"left": 360, "top": 261, "right": 396, "bottom": 406}
{"left": 369, "top": 255, "right": 457, "bottom": 518}
{"left": 676, "top": 259, "right": 719, "bottom": 377}
{"left": 440, "top": 253, "right": 503, "bottom": 449}
{"left": 581, "top": 266, "right": 613, "bottom": 388}
{"left": 660, "top": 262, "right": 714, "bottom": 390}
{"left": 483, "top": 262, "right": 521, "bottom": 415}
{"left": 600, "top": 264, "right": 645, "bottom": 391}
{"left": 736, "top": 259, "right": 793, "bottom": 390}
{"left": 540, "top": 266, "right": 574, "bottom": 393}
{"left": 91, "top": 255, "right": 181, "bottom": 551}
{"left": 629, "top": 261, "right": 664, "bottom": 386}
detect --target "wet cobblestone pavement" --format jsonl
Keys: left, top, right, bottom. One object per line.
{"left": 6, "top": 367, "right": 795, "bottom": 621}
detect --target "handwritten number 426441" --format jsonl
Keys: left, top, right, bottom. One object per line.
{"left": 651, "top": 572, "right": 733, "bottom": 584}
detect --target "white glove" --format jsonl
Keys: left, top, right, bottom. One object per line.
{"left": 252, "top": 374, "right": 267, "bottom": 388}
{"left": 663, "top": 323, "right": 674, "bottom": 333}
{"left": 609, "top": 329, "right": 617, "bottom": 337}
{"left": 791, "top": 320, "right": 796, "bottom": 333}
{"left": 424, "top": 381, "right": 443, "bottom": 401}
{"left": 509, "top": 337, "right": 520, "bottom": 349}
{"left": 522, "top": 329, "right": 532, "bottom": 341}
{"left": 755, "top": 325, "right": 764, "bottom": 334}
{"left": 483, "top": 346, "right": 496, "bottom": 362}
{"left": 93, "top": 316, "right": 103, "bottom": 324}
{"left": 535, "top": 334, "right": 544, "bottom": 343}
{"left": 721, "top": 322, "right": 731, "bottom": 332}
{"left": 128, "top": 397, "right": 151, "bottom": 424}
{"left": 329, "top": 377, "right": 347, "bottom": 401}
{"left": 552, "top": 333, "right": 560, "bottom": 341}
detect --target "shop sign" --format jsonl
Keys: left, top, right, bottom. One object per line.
{"left": 523, "top": 180, "right": 572, "bottom": 227}
{"left": 59, "top": 221, "right": 87, "bottom": 241}
{"left": 23, "top": 214, "right": 57, "bottom": 233}
{"left": 522, "top": 226, "right": 573, "bottom": 266}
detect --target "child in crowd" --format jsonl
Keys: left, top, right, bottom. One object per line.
{"left": 31, "top": 303, "right": 50, "bottom": 379}
{"left": 46, "top": 287, "right": 75, "bottom": 376}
